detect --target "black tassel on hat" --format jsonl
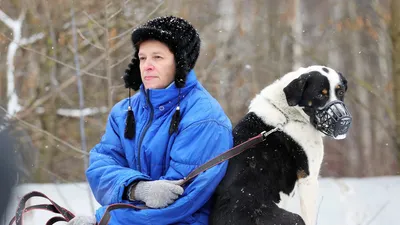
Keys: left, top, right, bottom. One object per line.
{"left": 124, "top": 88, "right": 135, "bottom": 139}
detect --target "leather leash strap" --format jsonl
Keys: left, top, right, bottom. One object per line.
{"left": 9, "top": 191, "right": 75, "bottom": 225}
{"left": 180, "top": 130, "right": 272, "bottom": 185}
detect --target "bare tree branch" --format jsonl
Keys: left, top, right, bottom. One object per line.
{"left": 0, "top": 33, "right": 107, "bottom": 79}
{"left": 110, "top": 52, "right": 133, "bottom": 68}
{"left": 108, "top": 0, "right": 165, "bottom": 41}
{"left": 83, "top": 10, "right": 106, "bottom": 30}
{"left": 77, "top": 29, "right": 105, "bottom": 50}
{"left": 104, "top": 4, "right": 114, "bottom": 109}
{"left": 0, "top": 8, "right": 45, "bottom": 115}
{"left": 0, "top": 106, "right": 88, "bottom": 156}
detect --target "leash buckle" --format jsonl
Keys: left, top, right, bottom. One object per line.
{"left": 261, "top": 123, "right": 283, "bottom": 140}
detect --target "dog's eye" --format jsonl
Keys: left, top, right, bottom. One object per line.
{"left": 337, "top": 90, "right": 345, "bottom": 97}
{"left": 316, "top": 94, "right": 324, "bottom": 99}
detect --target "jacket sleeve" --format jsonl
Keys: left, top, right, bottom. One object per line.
{"left": 94, "top": 120, "right": 233, "bottom": 224}
{"left": 86, "top": 111, "right": 151, "bottom": 206}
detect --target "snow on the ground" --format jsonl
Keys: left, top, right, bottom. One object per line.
{"left": 283, "top": 176, "right": 400, "bottom": 225}
{"left": 4, "top": 176, "right": 400, "bottom": 225}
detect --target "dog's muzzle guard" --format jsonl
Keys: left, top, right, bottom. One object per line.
{"left": 309, "top": 100, "right": 352, "bottom": 139}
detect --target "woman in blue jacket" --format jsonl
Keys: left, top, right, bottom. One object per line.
{"left": 69, "top": 15, "right": 233, "bottom": 225}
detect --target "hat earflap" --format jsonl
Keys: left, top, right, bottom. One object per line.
{"left": 174, "top": 51, "right": 190, "bottom": 88}
{"left": 123, "top": 53, "right": 142, "bottom": 91}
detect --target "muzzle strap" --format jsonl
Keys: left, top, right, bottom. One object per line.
{"left": 313, "top": 100, "right": 352, "bottom": 138}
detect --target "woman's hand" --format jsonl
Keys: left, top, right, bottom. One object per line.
{"left": 131, "top": 180, "right": 184, "bottom": 208}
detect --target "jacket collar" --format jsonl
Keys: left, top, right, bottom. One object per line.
{"left": 138, "top": 69, "right": 197, "bottom": 113}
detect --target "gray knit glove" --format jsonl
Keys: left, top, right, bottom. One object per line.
{"left": 130, "top": 180, "right": 184, "bottom": 208}
{"left": 66, "top": 215, "right": 96, "bottom": 225}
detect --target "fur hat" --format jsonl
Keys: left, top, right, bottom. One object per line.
{"left": 123, "top": 15, "right": 201, "bottom": 90}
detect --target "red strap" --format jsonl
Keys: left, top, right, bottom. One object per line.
{"left": 181, "top": 131, "right": 266, "bottom": 185}
{"left": 9, "top": 191, "right": 75, "bottom": 225}
{"left": 45, "top": 217, "right": 68, "bottom": 225}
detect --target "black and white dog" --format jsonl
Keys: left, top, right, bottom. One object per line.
{"left": 209, "top": 65, "right": 352, "bottom": 225}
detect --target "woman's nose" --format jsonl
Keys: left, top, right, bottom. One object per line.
{"left": 144, "top": 60, "right": 155, "bottom": 71}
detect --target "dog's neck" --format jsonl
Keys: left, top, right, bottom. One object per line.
{"left": 249, "top": 78, "right": 309, "bottom": 127}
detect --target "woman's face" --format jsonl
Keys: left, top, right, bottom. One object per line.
{"left": 138, "top": 40, "right": 176, "bottom": 90}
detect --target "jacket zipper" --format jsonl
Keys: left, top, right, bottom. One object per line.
{"left": 137, "top": 91, "right": 154, "bottom": 172}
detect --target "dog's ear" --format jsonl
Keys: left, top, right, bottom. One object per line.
{"left": 283, "top": 73, "right": 310, "bottom": 106}
{"left": 338, "top": 72, "right": 348, "bottom": 91}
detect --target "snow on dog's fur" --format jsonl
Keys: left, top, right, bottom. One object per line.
{"left": 209, "top": 65, "right": 350, "bottom": 225}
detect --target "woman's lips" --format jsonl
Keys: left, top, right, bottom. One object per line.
{"left": 144, "top": 76, "right": 157, "bottom": 81}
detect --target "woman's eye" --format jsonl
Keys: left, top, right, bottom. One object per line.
{"left": 139, "top": 57, "right": 145, "bottom": 61}
{"left": 154, "top": 55, "right": 162, "bottom": 59}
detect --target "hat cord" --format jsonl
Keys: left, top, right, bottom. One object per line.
{"left": 169, "top": 88, "right": 181, "bottom": 135}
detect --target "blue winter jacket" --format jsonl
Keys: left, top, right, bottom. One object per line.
{"left": 86, "top": 70, "right": 233, "bottom": 224}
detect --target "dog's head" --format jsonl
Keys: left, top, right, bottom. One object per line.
{"left": 283, "top": 66, "right": 352, "bottom": 139}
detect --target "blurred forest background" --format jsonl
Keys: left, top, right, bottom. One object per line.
{"left": 0, "top": 0, "right": 399, "bottom": 184}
